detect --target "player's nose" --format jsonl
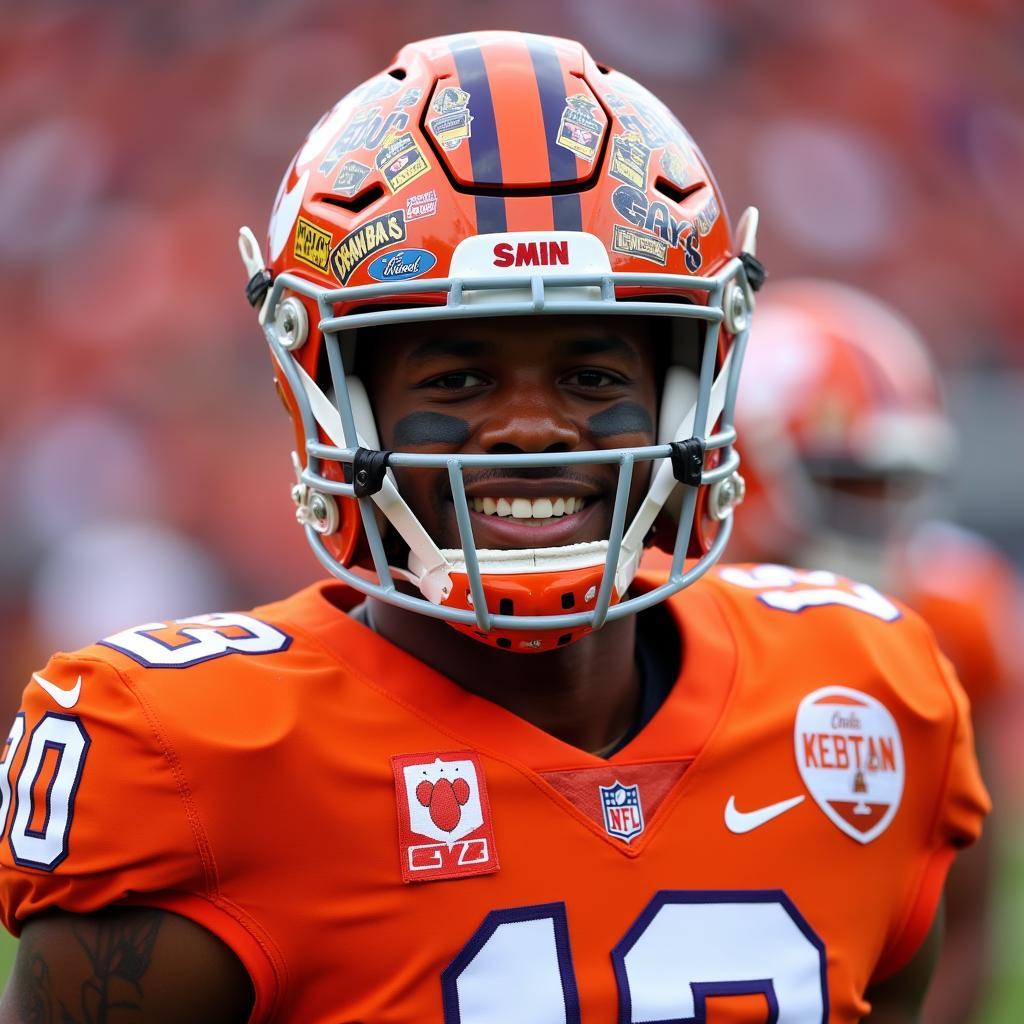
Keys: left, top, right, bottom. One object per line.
{"left": 477, "top": 391, "right": 581, "bottom": 455}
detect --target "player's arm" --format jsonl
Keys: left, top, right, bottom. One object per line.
{"left": 0, "top": 907, "right": 253, "bottom": 1024}
{"left": 862, "top": 901, "right": 944, "bottom": 1024}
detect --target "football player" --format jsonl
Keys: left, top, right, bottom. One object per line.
{"left": 0, "top": 33, "right": 987, "bottom": 1023}
{"left": 729, "top": 278, "right": 1020, "bottom": 1024}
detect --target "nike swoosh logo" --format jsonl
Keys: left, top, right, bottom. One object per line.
{"left": 31, "top": 673, "right": 82, "bottom": 709}
{"left": 724, "top": 794, "right": 804, "bottom": 834}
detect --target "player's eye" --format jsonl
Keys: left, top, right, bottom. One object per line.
{"left": 422, "top": 371, "right": 489, "bottom": 391}
{"left": 562, "top": 368, "right": 627, "bottom": 388}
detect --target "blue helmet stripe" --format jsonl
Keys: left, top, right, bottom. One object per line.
{"left": 449, "top": 35, "right": 507, "bottom": 233}
{"left": 525, "top": 35, "right": 583, "bottom": 231}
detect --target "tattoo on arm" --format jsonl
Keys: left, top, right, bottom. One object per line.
{"left": 20, "top": 911, "right": 164, "bottom": 1024}
{"left": 18, "top": 952, "right": 53, "bottom": 1024}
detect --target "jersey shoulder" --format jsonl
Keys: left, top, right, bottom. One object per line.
{"left": 31, "top": 578, "right": 365, "bottom": 702}
{"left": 0, "top": 580, "right": 369, "bottom": 937}
{"left": 693, "top": 562, "right": 954, "bottom": 708}
{"left": 694, "top": 560, "right": 989, "bottom": 856}
{"left": 18, "top": 579, "right": 374, "bottom": 779}
{"left": 700, "top": 561, "right": 908, "bottom": 632}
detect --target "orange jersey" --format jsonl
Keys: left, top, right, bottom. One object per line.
{"left": 0, "top": 566, "right": 987, "bottom": 1023}
{"left": 899, "top": 521, "right": 1024, "bottom": 712}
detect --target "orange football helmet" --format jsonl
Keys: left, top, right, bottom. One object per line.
{"left": 239, "top": 31, "right": 762, "bottom": 651}
{"left": 733, "top": 279, "right": 956, "bottom": 574}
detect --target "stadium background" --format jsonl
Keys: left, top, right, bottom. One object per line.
{"left": 1, "top": 0, "right": 1021, "bottom": 1016}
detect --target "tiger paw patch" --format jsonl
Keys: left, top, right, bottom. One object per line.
{"left": 392, "top": 751, "right": 499, "bottom": 883}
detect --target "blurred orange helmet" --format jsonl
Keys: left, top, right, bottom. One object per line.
{"left": 238, "top": 31, "right": 762, "bottom": 651}
{"left": 733, "top": 279, "right": 956, "bottom": 565}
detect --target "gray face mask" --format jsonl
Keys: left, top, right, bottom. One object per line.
{"left": 239, "top": 219, "right": 761, "bottom": 652}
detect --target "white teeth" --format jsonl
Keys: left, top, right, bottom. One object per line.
{"left": 469, "top": 496, "right": 587, "bottom": 519}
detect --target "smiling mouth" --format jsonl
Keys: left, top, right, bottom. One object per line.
{"left": 468, "top": 495, "right": 588, "bottom": 522}
{"left": 451, "top": 495, "right": 603, "bottom": 551}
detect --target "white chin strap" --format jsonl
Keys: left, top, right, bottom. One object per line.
{"left": 295, "top": 364, "right": 453, "bottom": 602}
{"left": 296, "top": 350, "right": 732, "bottom": 604}
{"left": 615, "top": 347, "right": 732, "bottom": 594}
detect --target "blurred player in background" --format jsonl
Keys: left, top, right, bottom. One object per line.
{"left": 730, "top": 278, "right": 1024, "bottom": 1024}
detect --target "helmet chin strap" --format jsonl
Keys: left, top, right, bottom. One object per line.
{"left": 294, "top": 364, "right": 453, "bottom": 602}
{"left": 615, "top": 347, "right": 734, "bottom": 595}
{"left": 295, "top": 352, "right": 732, "bottom": 607}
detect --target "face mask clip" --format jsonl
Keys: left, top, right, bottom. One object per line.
{"left": 669, "top": 438, "right": 706, "bottom": 487}
{"left": 353, "top": 448, "right": 393, "bottom": 499}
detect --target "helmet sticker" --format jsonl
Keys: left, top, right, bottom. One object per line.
{"left": 404, "top": 189, "right": 438, "bottom": 222}
{"left": 617, "top": 110, "right": 669, "bottom": 150}
{"left": 608, "top": 131, "right": 652, "bottom": 190}
{"left": 659, "top": 149, "right": 690, "bottom": 189}
{"left": 695, "top": 194, "right": 721, "bottom": 236}
{"left": 556, "top": 95, "right": 605, "bottom": 162}
{"left": 428, "top": 86, "right": 473, "bottom": 151}
{"left": 331, "top": 160, "right": 373, "bottom": 197}
{"left": 366, "top": 247, "right": 437, "bottom": 283}
{"left": 320, "top": 107, "right": 411, "bottom": 173}
{"left": 292, "top": 217, "right": 332, "bottom": 273}
{"left": 329, "top": 210, "right": 406, "bottom": 284}
{"left": 611, "top": 224, "right": 668, "bottom": 266}
{"left": 375, "top": 130, "right": 431, "bottom": 195}
{"left": 610, "top": 185, "right": 702, "bottom": 270}
{"left": 395, "top": 86, "right": 423, "bottom": 108}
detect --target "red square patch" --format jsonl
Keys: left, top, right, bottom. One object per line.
{"left": 392, "top": 751, "right": 500, "bottom": 884}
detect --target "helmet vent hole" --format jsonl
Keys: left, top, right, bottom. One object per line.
{"left": 388, "top": 67, "right": 407, "bottom": 80}
{"left": 499, "top": 598, "right": 514, "bottom": 616}
{"left": 596, "top": 63, "right": 611, "bottom": 74}
{"left": 560, "top": 592, "right": 575, "bottom": 610}
{"left": 557, "top": 633, "right": 573, "bottom": 646}
{"left": 654, "top": 177, "right": 704, "bottom": 206}
{"left": 320, "top": 185, "right": 386, "bottom": 214}
{"left": 496, "top": 637, "right": 512, "bottom": 649}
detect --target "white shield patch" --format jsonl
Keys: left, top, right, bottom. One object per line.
{"left": 794, "top": 686, "right": 904, "bottom": 844}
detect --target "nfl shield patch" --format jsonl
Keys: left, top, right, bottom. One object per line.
{"left": 599, "top": 781, "right": 645, "bottom": 842}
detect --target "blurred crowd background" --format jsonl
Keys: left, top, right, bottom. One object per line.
{"left": 2, "top": 0, "right": 1022, "bottom": 1015}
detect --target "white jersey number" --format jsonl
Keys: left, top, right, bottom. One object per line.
{"left": 719, "top": 565, "right": 900, "bottom": 622}
{"left": 3, "top": 713, "right": 90, "bottom": 871}
{"left": 444, "top": 892, "right": 827, "bottom": 1023}
{"left": 100, "top": 613, "right": 291, "bottom": 668}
